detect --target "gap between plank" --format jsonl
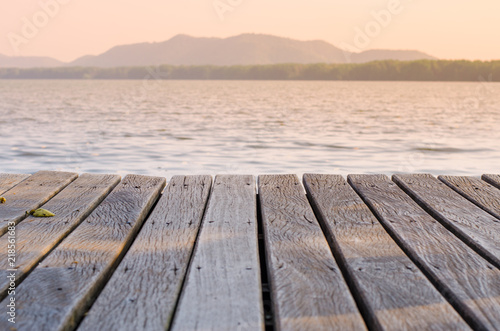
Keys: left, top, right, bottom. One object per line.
{"left": 256, "top": 193, "right": 275, "bottom": 331}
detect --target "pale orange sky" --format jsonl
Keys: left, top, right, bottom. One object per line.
{"left": 1, "top": 0, "right": 499, "bottom": 62}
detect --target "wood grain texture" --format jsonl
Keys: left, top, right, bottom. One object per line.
{"left": 79, "top": 175, "right": 212, "bottom": 331}
{"left": 0, "top": 173, "right": 120, "bottom": 299}
{"left": 482, "top": 174, "right": 500, "bottom": 190}
{"left": 171, "top": 175, "right": 264, "bottom": 331}
{"left": 439, "top": 175, "right": 500, "bottom": 220}
{"left": 0, "top": 175, "right": 165, "bottom": 331}
{"left": 349, "top": 174, "right": 500, "bottom": 331}
{"left": 393, "top": 174, "right": 500, "bottom": 268}
{"left": 0, "top": 170, "right": 78, "bottom": 235}
{"left": 303, "top": 174, "right": 469, "bottom": 331}
{"left": 0, "top": 173, "right": 30, "bottom": 195}
{"left": 259, "top": 174, "right": 366, "bottom": 331}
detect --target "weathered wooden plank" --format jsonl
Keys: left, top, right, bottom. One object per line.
{"left": 393, "top": 174, "right": 500, "bottom": 268}
{"left": 0, "top": 173, "right": 121, "bottom": 300}
{"left": 0, "top": 175, "right": 165, "bottom": 331}
{"left": 482, "top": 174, "right": 500, "bottom": 190}
{"left": 259, "top": 174, "right": 366, "bottom": 331}
{"left": 0, "top": 173, "right": 30, "bottom": 195}
{"left": 171, "top": 175, "right": 264, "bottom": 331}
{"left": 349, "top": 174, "right": 500, "bottom": 330}
{"left": 303, "top": 174, "right": 469, "bottom": 331}
{"left": 0, "top": 170, "right": 78, "bottom": 235}
{"left": 79, "top": 175, "right": 212, "bottom": 331}
{"left": 439, "top": 175, "right": 500, "bottom": 220}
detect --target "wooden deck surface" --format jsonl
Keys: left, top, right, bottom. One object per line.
{"left": 0, "top": 171, "right": 499, "bottom": 331}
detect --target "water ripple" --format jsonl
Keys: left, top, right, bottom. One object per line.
{"left": 1, "top": 80, "right": 499, "bottom": 177}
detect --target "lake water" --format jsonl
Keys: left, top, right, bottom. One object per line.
{"left": 1, "top": 80, "right": 499, "bottom": 178}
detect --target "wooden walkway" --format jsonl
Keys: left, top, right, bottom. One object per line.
{"left": 0, "top": 171, "right": 499, "bottom": 331}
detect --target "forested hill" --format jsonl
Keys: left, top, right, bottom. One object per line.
{"left": 0, "top": 60, "right": 498, "bottom": 81}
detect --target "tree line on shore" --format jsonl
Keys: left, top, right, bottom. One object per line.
{"left": 0, "top": 60, "right": 498, "bottom": 81}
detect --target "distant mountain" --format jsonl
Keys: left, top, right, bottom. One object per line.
{"left": 70, "top": 34, "right": 352, "bottom": 67}
{"left": 0, "top": 34, "right": 436, "bottom": 68}
{"left": 0, "top": 54, "right": 64, "bottom": 68}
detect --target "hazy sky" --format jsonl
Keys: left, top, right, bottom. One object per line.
{"left": 1, "top": 0, "right": 499, "bottom": 62}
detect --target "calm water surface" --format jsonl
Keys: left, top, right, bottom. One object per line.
{"left": 1, "top": 80, "right": 499, "bottom": 178}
